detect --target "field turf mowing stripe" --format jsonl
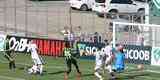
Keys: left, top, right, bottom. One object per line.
{"left": 0, "top": 75, "right": 25, "bottom": 80}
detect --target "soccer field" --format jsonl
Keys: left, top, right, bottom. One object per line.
{"left": 0, "top": 53, "right": 160, "bottom": 80}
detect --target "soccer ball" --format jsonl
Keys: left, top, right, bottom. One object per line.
{"left": 27, "top": 65, "right": 38, "bottom": 74}
{"left": 28, "top": 68, "right": 34, "bottom": 74}
{"left": 137, "top": 64, "right": 144, "bottom": 70}
{"left": 28, "top": 68, "right": 37, "bottom": 74}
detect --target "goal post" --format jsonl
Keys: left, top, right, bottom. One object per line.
{"left": 112, "top": 22, "right": 160, "bottom": 47}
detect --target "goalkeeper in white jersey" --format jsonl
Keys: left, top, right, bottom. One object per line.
{"left": 28, "top": 41, "right": 43, "bottom": 75}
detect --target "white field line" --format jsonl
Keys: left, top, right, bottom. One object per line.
{"left": 0, "top": 60, "right": 65, "bottom": 69}
{"left": 145, "top": 70, "right": 160, "bottom": 74}
{"left": 0, "top": 75, "right": 25, "bottom": 80}
{"left": 126, "top": 65, "right": 160, "bottom": 74}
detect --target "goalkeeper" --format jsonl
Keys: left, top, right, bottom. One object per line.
{"left": 64, "top": 41, "right": 81, "bottom": 80}
{"left": 113, "top": 44, "right": 125, "bottom": 73}
{"left": 4, "top": 38, "right": 16, "bottom": 70}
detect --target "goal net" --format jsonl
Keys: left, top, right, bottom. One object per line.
{"left": 112, "top": 22, "right": 160, "bottom": 47}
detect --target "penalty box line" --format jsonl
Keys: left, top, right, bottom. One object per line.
{"left": 0, "top": 75, "right": 25, "bottom": 80}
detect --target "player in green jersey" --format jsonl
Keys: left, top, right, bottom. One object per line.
{"left": 4, "top": 38, "right": 16, "bottom": 70}
{"left": 64, "top": 41, "right": 81, "bottom": 80}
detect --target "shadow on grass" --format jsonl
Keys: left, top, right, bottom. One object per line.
{"left": 18, "top": 67, "right": 25, "bottom": 70}
{"left": 47, "top": 70, "right": 65, "bottom": 75}
{"left": 81, "top": 73, "right": 94, "bottom": 77}
{"left": 123, "top": 73, "right": 150, "bottom": 79}
{"left": 69, "top": 73, "right": 94, "bottom": 79}
{"left": 117, "top": 71, "right": 150, "bottom": 80}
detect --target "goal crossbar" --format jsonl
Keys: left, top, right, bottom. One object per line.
{"left": 113, "top": 22, "right": 160, "bottom": 28}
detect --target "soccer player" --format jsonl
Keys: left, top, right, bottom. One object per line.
{"left": 94, "top": 48, "right": 105, "bottom": 80}
{"left": 4, "top": 38, "right": 16, "bottom": 70}
{"left": 113, "top": 45, "right": 125, "bottom": 73}
{"left": 64, "top": 41, "right": 81, "bottom": 80}
{"left": 28, "top": 41, "right": 43, "bottom": 75}
{"left": 104, "top": 41, "right": 116, "bottom": 80}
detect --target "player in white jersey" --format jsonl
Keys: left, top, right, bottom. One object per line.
{"left": 104, "top": 44, "right": 112, "bottom": 72}
{"left": 28, "top": 41, "right": 43, "bottom": 75}
{"left": 104, "top": 41, "right": 116, "bottom": 80}
{"left": 94, "top": 48, "right": 105, "bottom": 80}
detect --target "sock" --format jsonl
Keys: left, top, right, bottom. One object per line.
{"left": 76, "top": 72, "right": 81, "bottom": 80}
{"left": 9, "top": 62, "right": 12, "bottom": 69}
{"left": 11, "top": 61, "right": 16, "bottom": 69}
{"left": 39, "top": 65, "right": 43, "bottom": 74}
{"left": 110, "top": 72, "right": 116, "bottom": 80}
{"left": 64, "top": 72, "right": 68, "bottom": 80}
{"left": 94, "top": 72, "right": 102, "bottom": 79}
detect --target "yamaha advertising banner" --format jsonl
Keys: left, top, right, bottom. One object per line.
{"left": 7, "top": 35, "right": 65, "bottom": 57}
{"left": 124, "top": 45, "right": 152, "bottom": 64}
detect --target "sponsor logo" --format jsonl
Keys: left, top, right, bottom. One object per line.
{"left": 0, "top": 35, "right": 5, "bottom": 51}
{"left": 9, "top": 37, "right": 31, "bottom": 52}
{"left": 77, "top": 43, "right": 105, "bottom": 56}
{"left": 153, "top": 48, "right": 160, "bottom": 62}
{"left": 8, "top": 36, "right": 65, "bottom": 56}
{"left": 124, "top": 49, "right": 150, "bottom": 61}
{"left": 0, "top": 36, "right": 4, "bottom": 43}
{"left": 77, "top": 43, "right": 97, "bottom": 56}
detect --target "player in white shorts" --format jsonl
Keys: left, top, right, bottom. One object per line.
{"left": 28, "top": 42, "right": 43, "bottom": 75}
{"left": 94, "top": 48, "right": 105, "bottom": 80}
{"left": 104, "top": 42, "right": 116, "bottom": 80}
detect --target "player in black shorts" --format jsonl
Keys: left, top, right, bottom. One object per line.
{"left": 64, "top": 41, "right": 81, "bottom": 80}
{"left": 4, "top": 38, "right": 16, "bottom": 70}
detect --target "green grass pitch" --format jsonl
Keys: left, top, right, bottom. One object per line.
{"left": 0, "top": 53, "right": 160, "bottom": 80}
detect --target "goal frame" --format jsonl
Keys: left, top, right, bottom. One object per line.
{"left": 112, "top": 22, "right": 160, "bottom": 47}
